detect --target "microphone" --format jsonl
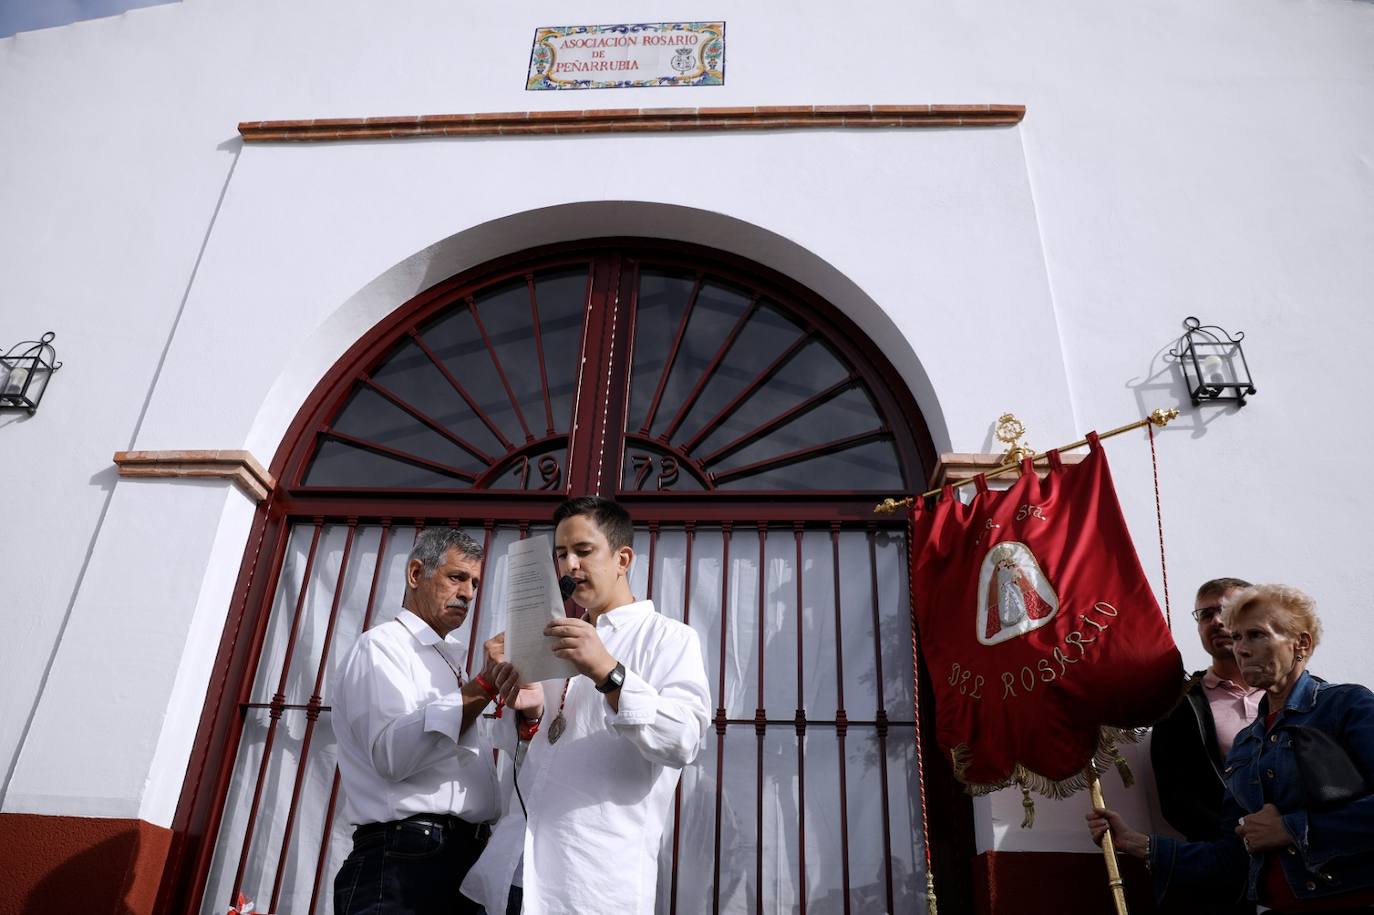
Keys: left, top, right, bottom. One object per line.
{"left": 558, "top": 575, "right": 578, "bottom": 600}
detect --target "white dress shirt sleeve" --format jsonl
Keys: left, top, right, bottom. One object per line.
{"left": 338, "top": 636, "right": 480, "bottom": 783}
{"left": 603, "top": 626, "right": 711, "bottom": 768}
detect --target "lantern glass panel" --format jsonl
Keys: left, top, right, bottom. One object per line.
{"left": 0, "top": 359, "right": 31, "bottom": 402}
{"left": 25, "top": 365, "right": 51, "bottom": 405}
{"left": 1185, "top": 339, "right": 1247, "bottom": 398}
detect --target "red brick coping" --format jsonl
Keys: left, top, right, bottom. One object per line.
{"left": 114, "top": 450, "right": 275, "bottom": 502}
{"left": 238, "top": 104, "right": 1024, "bottom": 142}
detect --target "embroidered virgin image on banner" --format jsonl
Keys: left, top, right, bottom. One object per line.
{"left": 527, "top": 22, "right": 726, "bottom": 91}
{"left": 977, "top": 540, "right": 1060, "bottom": 645}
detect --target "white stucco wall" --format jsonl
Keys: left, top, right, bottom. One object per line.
{"left": 3, "top": 479, "right": 256, "bottom": 823}
{"left": 2, "top": 0, "right": 1371, "bottom": 864}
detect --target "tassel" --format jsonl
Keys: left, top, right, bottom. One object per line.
{"left": 950, "top": 744, "right": 973, "bottom": 783}
{"left": 925, "top": 870, "right": 939, "bottom": 915}
{"left": 1106, "top": 737, "right": 1135, "bottom": 788}
{"left": 1018, "top": 775, "right": 1036, "bottom": 828}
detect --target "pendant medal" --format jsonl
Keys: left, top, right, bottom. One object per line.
{"left": 548, "top": 712, "right": 566, "bottom": 744}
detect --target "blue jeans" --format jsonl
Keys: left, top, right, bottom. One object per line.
{"left": 333, "top": 816, "right": 487, "bottom": 915}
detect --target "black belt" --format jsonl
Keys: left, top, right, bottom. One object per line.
{"left": 354, "top": 813, "right": 489, "bottom": 843}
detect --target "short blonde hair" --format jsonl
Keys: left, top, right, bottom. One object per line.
{"left": 1222, "top": 584, "right": 1322, "bottom": 654}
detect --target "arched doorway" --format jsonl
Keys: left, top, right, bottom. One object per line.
{"left": 164, "top": 238, "right": 969, "bottom": 914}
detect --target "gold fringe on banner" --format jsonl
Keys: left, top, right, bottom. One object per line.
{"left": 950, "top": 725, "right": 1146, "bottom": 820}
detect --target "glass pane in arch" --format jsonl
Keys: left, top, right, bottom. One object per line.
{"left": 301, "top": 264, "right": 591, "bottom": 489}
{"left": 621, "top": 267, "right": 903, "bottom": 493}
{"left": 305, "top": 439, "right": 474, "bottom": 489}
{"left": 671, "top": 302, "right": 806, "bottom": 446}
{"left": 627, "top": 267, "right": 701, "bottom": 434}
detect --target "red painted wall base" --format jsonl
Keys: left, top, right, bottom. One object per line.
{"left": 974, "top": 850, "right": 1158, "bottom": 915}
{"left": 0, "top": 812, "right": 172, "bottom": 915}
{"left": 0, "top": 817, "right": 1160, "bottom": 915}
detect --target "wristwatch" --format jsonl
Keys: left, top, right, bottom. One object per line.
{"left": 595, "top": 661, "right": 626, "bottom": 694}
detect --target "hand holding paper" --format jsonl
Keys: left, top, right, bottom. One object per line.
{"left": 544, "top": 616, "right": 616, "bottom": 682}
{"left": 502, "top": 534, "right": 578, "bottom": 683}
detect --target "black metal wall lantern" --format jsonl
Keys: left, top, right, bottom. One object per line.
{"left": 0, "top": 332, "right": 62, "bottom": 415}
{"left": 1170, "top": 316, "right": 1256, "bottom": 406}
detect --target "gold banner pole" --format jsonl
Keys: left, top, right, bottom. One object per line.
{"left": 1089, "top": 772, "right": 1130, "bottom": 915}
{"left": 874, "top": 408, "right": 1180, "bottom": 514}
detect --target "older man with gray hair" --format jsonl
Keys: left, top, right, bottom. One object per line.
{"left": 332, "top": 527, "right": 508, "bottom": 915}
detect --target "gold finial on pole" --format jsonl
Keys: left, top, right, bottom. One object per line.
{"left": 1089, "top": 773, "right": 1131, "bottom": 915}
{"left": 1148, "top": 407, "right": 1180, "bottom": 428}
{"left": 995, "top": 412, "right": 1032, "bottom": 463}
{"left": 874, "top": 407, "right": 1183, "bottom": 513}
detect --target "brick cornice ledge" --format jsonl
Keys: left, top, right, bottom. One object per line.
{"left": 113, "top": 450, "right": 276, "bottom": 502}
{"left": 238, "top": 104, "right": 1024, "bottom": 142}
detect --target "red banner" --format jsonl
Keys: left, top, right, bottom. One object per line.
{"left": 910, "top": 435, "right": 1182, "bottom": 791}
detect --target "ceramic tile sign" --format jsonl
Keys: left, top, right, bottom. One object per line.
{"left": 527, "top": 22, "right": 725, "bottom": 90}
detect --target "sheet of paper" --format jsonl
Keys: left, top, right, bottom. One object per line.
{"left": 502, "top": 534, "right": 578, "bottom": 682}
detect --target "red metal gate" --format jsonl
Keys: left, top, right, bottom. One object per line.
{"left": 158, "top": 240, "right": 971, "bottom": 915}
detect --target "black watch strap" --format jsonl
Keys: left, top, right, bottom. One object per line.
{"left": 596, "top": 661, "right": 626, "bottom": 694}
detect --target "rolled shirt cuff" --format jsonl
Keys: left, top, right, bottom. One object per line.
{"left": 422, "top": 690, "right": 481, "bottom": 757}
{"left": 604, "top": 667, "right": 656, "bottom": 726}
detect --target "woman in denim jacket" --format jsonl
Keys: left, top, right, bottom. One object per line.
{"left": 1088, "top": 584, "right": 1374, "bottom": 913}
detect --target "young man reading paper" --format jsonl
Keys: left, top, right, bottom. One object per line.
{"left": 462, "top": 497, "right": 712, "bottom": 915}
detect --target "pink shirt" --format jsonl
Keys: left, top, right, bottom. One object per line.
{"left": 1202, "top": 669, "right": 1263, "bottom": 756}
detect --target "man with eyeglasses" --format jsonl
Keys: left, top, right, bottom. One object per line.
{"left": 1148, "top": 577, "right": 1261, "bottom": 914}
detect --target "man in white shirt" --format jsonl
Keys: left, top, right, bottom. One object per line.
{"left": 462, "top": 497, "right": 712, "bottom": 915}
{"left": 333, "top": 528, "right": 507, "bottom": 915}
